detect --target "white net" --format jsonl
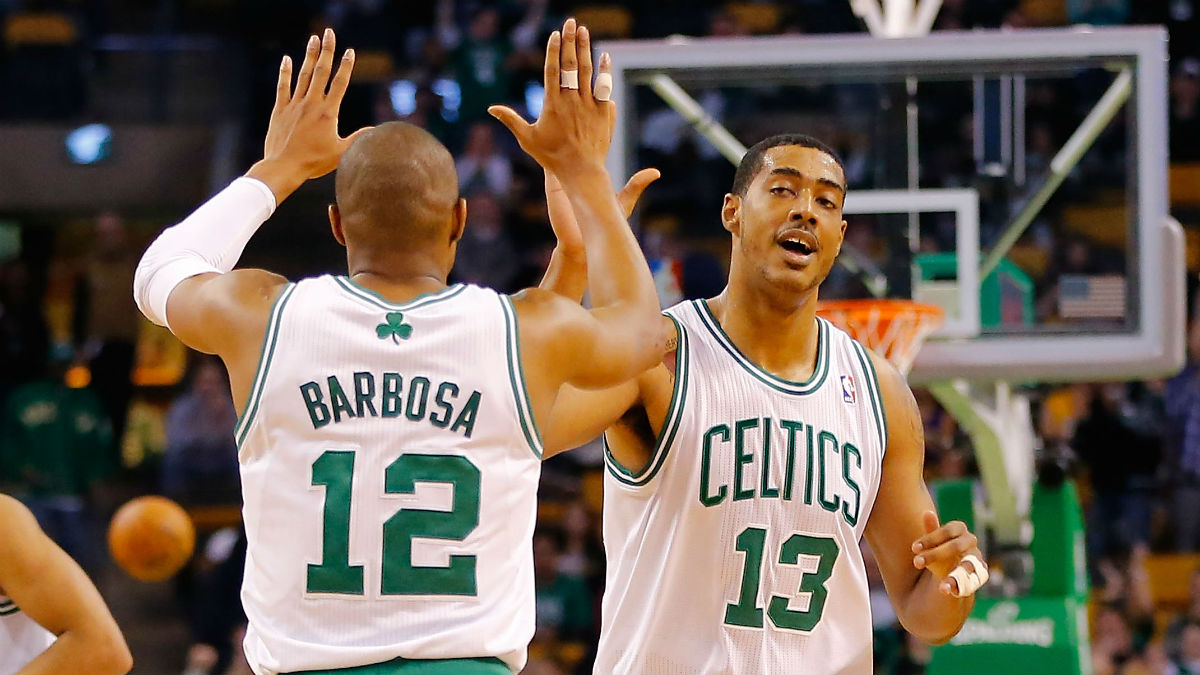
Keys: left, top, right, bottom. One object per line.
{"left": 817, "top": 299, "right": 945, "bottom": 375}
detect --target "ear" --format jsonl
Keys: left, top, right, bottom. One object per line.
{"left": 721, "top": 193, "right": 740, "bottom": 236}
{"left": 329, "top": 204, "right": 346, "bottom": 247}
{"left": 450, "top": 198, "right": 467, "bottom": 244}
{"left": 835, "top": 218, "right": 847, "bottom": 255}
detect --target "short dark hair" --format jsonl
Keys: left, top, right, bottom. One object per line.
{"left": 731, "top": 134, "right": 845, "bottom": 196}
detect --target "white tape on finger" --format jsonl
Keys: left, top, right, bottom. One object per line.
{"left": 560, "top": 69, "right": 579, "bottom": 90}
{"left": 594, "top": 72, "right": 613, "bottom": 101}
{"left": 948, "top": 566, "right": 973, "bottom": 597}
{"left": 962, "top": 554, "right": 990, "bottom": 585}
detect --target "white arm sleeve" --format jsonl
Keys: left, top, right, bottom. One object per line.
{"left": 133, "top": 176, "right": 277, "bottom": 329}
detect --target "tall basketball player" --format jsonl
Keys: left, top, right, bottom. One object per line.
{"left": 0, "top": 495, "right": 131, "bottom": 675}
{"left": 515, "top": 134, "right": 991, "bottom": 674}
{"left": 133, "top": 22, "right": 667, "bottom": 675}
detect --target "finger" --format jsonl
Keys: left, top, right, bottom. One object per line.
{"left": 294, "top": 34, "right": 321, "bottom": 98}
{"left": 327, "top": 48, "right": 356, "bottom": 106}
{"left": 542, "top": 31, "right": 562, "bottom": 106}
{"left": 577, "top": 25, "right": 593, "bottom": 99}
{"left": 273, "top": 55, "right": 293, "bottom": 110}
{"left": 923, "top": 510, "right": 940, "bottom": 533}
{"left": 913, "top": 533, "right": 977, "bottom": 570}
{"left": 595, "top": 51, "right": 613, "bottom": 102}
{"left": 308, "top": 27, "right": 337, "bottom": 97}
{"left": 488, "top": 105, "right": 531, "bottom": 144}
{"left": 912, "top": 520, "right": 969, "bottom": 555}
{"left": 560, "top": 18, "right": 579, "bottom": 94}
{"left": 617, "top": 168, "right": 661, "bottom": 217}
{"left": 339, "top": 125, "right": 374, "bottom": 150}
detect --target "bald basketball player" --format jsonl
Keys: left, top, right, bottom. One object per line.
{"left": 509, "top": 133, "right": 990, "bottom": 674}
{"left": 133, "top": 23, "right": 666, "bottom": 675}
{"left": 0, "top": 495, "right": 131, "bottom": 675}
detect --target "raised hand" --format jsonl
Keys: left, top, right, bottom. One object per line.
{"left": 249, "top": 28, "right": 371, "bottom": 201}
{"left": 911, "top": 510, "right": 990, "bottom": 597}
{"left": 546, "top": 168, "right": 661, "bottom": 256}
{"left": 488, "top": 18, "right": 613, "bottom": 178}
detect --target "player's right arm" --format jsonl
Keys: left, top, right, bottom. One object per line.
{"left": 133, "top": 29, "right": 368, "bottom": 409}
{"left": 0, "top": 496, "right": 132, "bottom": 675}
{"left": 491, "top": 21, "right": 666, "bottom": 403}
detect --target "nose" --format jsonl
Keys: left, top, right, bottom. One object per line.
{"left": 789, "top": 190, "right": 818, "bottom": 225}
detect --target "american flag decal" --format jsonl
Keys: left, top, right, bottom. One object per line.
{"left": 1059, "top": 274, "right": 1126, "bottom": 319}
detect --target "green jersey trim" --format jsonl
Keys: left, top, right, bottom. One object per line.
{"left": 295, "top": 655, "right": 512, "bottom": 675}
{"left": 0, "top": 605, "right": 19, "bottom": 616}
{"left": 498, "top": 296, "right": 544, "bottom": 459}
{"left": 334, "top": 276, "right": 467, "bottom": 312}
{"left": 604, "top": 315, "right": 690, "bottom": 487}
{"left": 693, "top": 299, "right": 830, "bottom": 395}
{"left": 234, "top": 283, "right": 297, "bottom": 447}
{"left": 850, "top": 339, "right": 889, "bottom": 453}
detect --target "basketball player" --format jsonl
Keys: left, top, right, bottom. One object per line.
{"left": 0, "top": 495, "right": 131, "bottom": 675}
{"left": 513, "top": 134, "right": 991, "bottom": 674}
{"left": 132, "top": 22, "right": 666, "bottom": 675}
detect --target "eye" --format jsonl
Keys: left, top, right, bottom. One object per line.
{"left": 818, "top": 197, "right": 837, "bottom": 208}
{"left": 770, "top": 186, "right": 793, "bottom": 197}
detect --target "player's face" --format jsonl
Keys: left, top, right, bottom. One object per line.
{"left": 724, "top": 145, "right": 847, "bottom": 297}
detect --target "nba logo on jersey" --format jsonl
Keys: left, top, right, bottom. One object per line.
{"left": 841, "top": 374, "right": 857, "bottom": 404}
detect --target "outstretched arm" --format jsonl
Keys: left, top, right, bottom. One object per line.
{"left": 0, "top": 496, "right": 131, "bottom": 675}
{"left": 863, "top": 351, "right": 988, "bottom": 645}
{"left": 133, "top": 29, "right": 368, "bottom": 409}
{"left": 493, "top": 20, "right": 665, "bottom": 391}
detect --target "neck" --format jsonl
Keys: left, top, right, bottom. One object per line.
{"left": 346, "top": 249, "right": 450, "bottom": 302}
{"left": 709, "top": 267, "right": 821, "bottom": 382}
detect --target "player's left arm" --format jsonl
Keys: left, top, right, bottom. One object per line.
{"left": 862, "top": 350, "right": 988, "bottom": 645}
{"left": 538, "top": 168, "right": 660, "bottom": 302}
{"left": 0, "top": 495, "right": 132, "bottom": 675}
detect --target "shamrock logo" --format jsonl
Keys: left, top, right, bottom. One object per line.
{"left": 376, "top": 312, "right": 413, "bottom": 344}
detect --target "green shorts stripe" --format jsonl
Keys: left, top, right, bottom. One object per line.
{"left": 288, "top": 656, "right": 511, "bottom": 675}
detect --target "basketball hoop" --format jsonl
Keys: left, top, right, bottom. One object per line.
{"left": 817, "top": 299, "right": 944, "bottom": 375}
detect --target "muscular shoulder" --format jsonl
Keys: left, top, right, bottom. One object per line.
{"left": 865, "top": 349, "right": 924, "bottom": 463}
{"left": 0, "top": 495, "right": 44, "bottom": 585}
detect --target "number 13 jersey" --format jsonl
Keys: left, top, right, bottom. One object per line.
{"left": 597, "top": 299, "right": 888, "bottom": 675}
{"left": 236, "top": 276, "right": 542, "bottom": 675}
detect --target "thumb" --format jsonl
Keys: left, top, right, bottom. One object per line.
{"left": 488, "top": 105, "right": 530, "bottom": 143}
{"left": 341, "top": 125, "right": 375, "bottom": 149}
{"left": 617, "top": 168, "right": 661, "bottom": 218}
{"left": 922, "top": 510, "right": 940, "bottom": 534}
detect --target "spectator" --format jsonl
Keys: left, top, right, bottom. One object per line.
{"left": 1171, "top": 58, "right": 1200, "bottom": 162}
{"left": 0, "top": 356, "right": 114, "bottom": 573}
{"left": 1179, "top": 622, "right": 1200, "bottom": 674}
{"left": 533, "top": 527, "right": 593, "bottom": 643}
{"left": 0, "top": 259, "right": 49, "bottom": 403}
{"left": 74, "top": 211, "right": 140, "bottom": 446}
{"left": 160, "top": 356, "right": 240, "bottom": 507}
{"left": 456, "top": 121, "right": 513, "bottom": 199}
{"left": 1165, "top": 568, "right": 1200, "bottom": 661}
{"left": 1068, "top": 0, "right": 1130, "bottom": 25}
{"left": 452, "top": 191, "right": 519, "bottom": 291}
{"left": 1167, "top": 302, "right": 1200, "bottom": 550}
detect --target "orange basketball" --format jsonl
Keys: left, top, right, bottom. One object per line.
{"left": 108, "top": 496, "right": 196, "bottom": 582}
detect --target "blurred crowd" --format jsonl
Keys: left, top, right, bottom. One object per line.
{"left": 3, "top": 0, "right": 1200, "bottom": 673}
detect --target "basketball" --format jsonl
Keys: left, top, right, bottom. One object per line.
{"left": 107, "top": 496, "right": 196, "bottom": 582}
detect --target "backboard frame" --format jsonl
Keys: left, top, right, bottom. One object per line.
{"left": 603, "top": 27, "right": 1183, "bottom": 384}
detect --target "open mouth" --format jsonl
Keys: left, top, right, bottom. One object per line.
{"left": 777, "top": 230, "right": 818, "bottom": 262}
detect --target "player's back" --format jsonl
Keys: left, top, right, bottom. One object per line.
{"left": 597, "top": 300, "right": 887, "bottom": 675}
{"left": 236, "top": 276, "right": 542, "bottom": 675}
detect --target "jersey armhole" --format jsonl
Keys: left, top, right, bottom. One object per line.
{"left": 848, "top": 340, "right": 888, "bottom": 456}
{"left": 604, "top": 315, "right": 689, "bottom": 488}
{"left": 234, "top": 282, "right": 297, "bottom": 449}
{"left": 499, "top": 295, "right": 545, "bottom": 459}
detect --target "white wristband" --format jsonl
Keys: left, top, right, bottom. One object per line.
{"left": 133, "top": 176, "right": 277, "bottom": 329}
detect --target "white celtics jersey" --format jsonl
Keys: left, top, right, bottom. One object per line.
{"left": 597, "top": 299, "right": 887, "bottom": 675}
{"left": 235, "top": 276, "right": 542, "bottom": 675}
{"left": 0, "top": 594, "right": 55, "bottom": 675}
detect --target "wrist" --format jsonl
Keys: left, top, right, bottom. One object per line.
{"left": 551, "top": 159, "right": 610, "bottom": 186}
{"left": 246, "top": 158, "right": 308, "bottom": 203}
